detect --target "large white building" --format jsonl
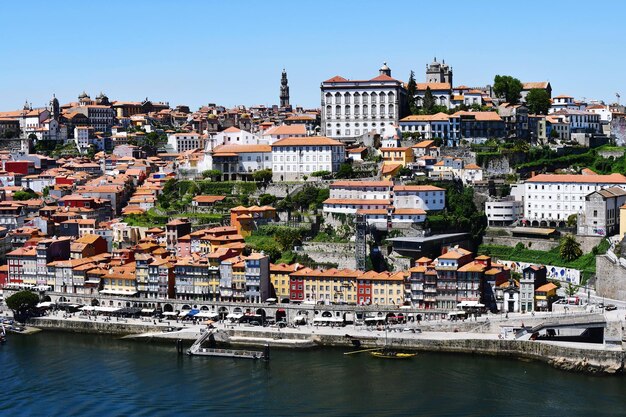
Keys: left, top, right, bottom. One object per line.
{"left": 167, "top": 132, "right": 204, "bottom": 153}
{"left": 485, "top": 197, "right": 524, "bottom": 226}
{"left": 208, "top": 144, "right": 271, "bottom": 180}
{"left": 320, "top": 63, "right": 407, "bottom": 142}
{"left": 329, "top": 180, "right": 393, "bottom": 200}
{"left": 523, "top": 173, "right": 626, "bottom": 227}
{"left": 206, "top": 127, "right": 263, "bottom": 151}
{"left": 393, "top": 185, "right": 446, "bottom": 211}
{"left": 271, "top": 136, "right": 345, "bottom": 181}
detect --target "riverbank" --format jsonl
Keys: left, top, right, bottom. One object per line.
{"left": 29, "top": 315, "right": 625, "bottom": 375}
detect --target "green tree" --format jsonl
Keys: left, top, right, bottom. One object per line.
{"left": 311, "top": 170, "right": 331, "bottom": 178}
{"left": 493, "top": 75, "right": 523, "bottom": 104}
{"left": 144, "top": 132, "right": 166, "bottom": 148}
{"left": 525, "top": 88, "right": 551, "bottom": 115}
{"left": 259, "top": 194, "right": 277, "bottom": 206}
{"left": 274, "top": 228, "right": 304, "bottom": 251}
{"left": 13, "top": 189, "right": 39, "bottom": 201}
{"left": 565, "top": 282, "right": 581, "bottom": 297}
{"left": 336, "top": 163, "right": 355, "bottom": 179}
{"left": 407, "top": 70, "right": 418, "bottom": 114}
{"left": 253, "top": 169, "right": 273, "bottom": 185}
{"left": 566, "top": 214, "right": 577, "bottom": 227}
{"left": 422, "top": 87, "right": 435, "bottom": 114}
{"left": 201, "top": 169, "right": 222, "bottom": 180}
{"left": 6, "top": 291, "right": 40, "bottom": 321}
{"left": 559, "top": 234, "right": 582, "bottom": 262}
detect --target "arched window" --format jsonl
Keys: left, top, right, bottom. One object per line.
{"left": 325, "top": 93, "right": 332, "bottom": 105}
{"left": 379, "top": 104, "right": 385, "bottom": 116}
{"left": 335, "top": 92, "right": 342, "bottom": 105}
{"left": 388, "top": 92, "right": 395, "bottom": 103}
{"left": 362, "top": 92, "right": 369, "bottom": 104}
{"left": 345, "top": 105, "right": 351, "bottom": 116}
{"left": 363, "top": 105, "right": 369, "bottom": 116}
{"left": 388, "top": 104, "right": 394, "bottom": 117}
{"left": 353, "top": 92, "right": 360, "bottom": 104}
{"left": 371, "top": 92, "right": 377, "bottom": 104}
{"left": 379, "top": 93, "right": 386, "bottom": 104}
{"left": 326, "top": 105, "right": 332, "bottom": 118}
{"left": 335, "top": 105, "right": 341, "bottom": 116}
{"left": 344, "top": 92, "right": 351, "bottom": 104}
{"left": 354, "top": 105, "right": 360, "bottom": 116}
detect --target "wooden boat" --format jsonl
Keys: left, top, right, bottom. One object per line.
{"left": 370, "top": 350, "right": 417, "bottom": 359}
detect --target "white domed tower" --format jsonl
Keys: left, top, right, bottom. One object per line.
{"left": 379, "top": 62, "right": 391, "bottom": 77}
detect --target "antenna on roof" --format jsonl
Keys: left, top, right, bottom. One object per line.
{"left": 616, "top": 92, "right": 621, "bottom": 105}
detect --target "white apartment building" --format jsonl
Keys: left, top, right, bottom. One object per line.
{"left": 209, "top": 144, "right": 271, "bottom": 179}
{"left": 393, "top": 185, "right": 446, "bottom": 211}
{"left": 206, "top": 127, "right": 263, "bottom": 151}
{"left": 320, "top": 63, "right": 407, "bottom": 141}
{"left": 549, "top": 95, "right": 585, "bottom": 113}
{"left": 400, "top": 113, "right": 454, "bottom": 140}
{"left": 551, "top": 109, "right": 600, "bottom": 134}
{"left": 323, "top": 199, "right": 391, "bottom": 215}
{"left": 167, "top": 132, "right": 204, "bottom": 152}
{"left": 485, "top": 198, "right": 524, "bottom": 226}
{"left": 523, "top": 173, "right": 626, "bottom": 226}
{"left": 74, "top": 126, "right": 94, "bottom": 153}
{"left": 271, "top": 136, "right": 345, "bottom": 181}
{"left": 414, "top": 83, "right": 452, "bottom": 109}
{"left": 329, "top": 180, "right": 393, "bottom": 200}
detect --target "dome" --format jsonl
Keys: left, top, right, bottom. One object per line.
{"left": 79, "top": 91, "right": 90, "bottom": 99}
{"left": 380, "top": 62, "right": 390, "bottom": 71}
{"left": 97, "top": 91, "right": 108, "bottom": 100}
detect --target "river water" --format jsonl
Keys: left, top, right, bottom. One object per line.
{"left": 1, "top": 332, "right": 625, "bottom": 417}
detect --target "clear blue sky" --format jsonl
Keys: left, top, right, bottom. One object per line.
{"left": 1, "top": 0, "right": 624, "bottom": 111}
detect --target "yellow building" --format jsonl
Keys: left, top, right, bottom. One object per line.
{"left": 101, "top": 265, "right": 137, "bottom": 296}
{"left": 535, "top": 282, "right": 558, "bottom": 311}
{"left": 369, "top": 272, "right": 405, "bottom": 306}
{"left": 270, "top": 263, "right": 303, "bottom": 302}
{"left": 380, "top": 147, "right": 413, "bottom": 166}
{"left": 381, "top": 163, "right": 402, "bottom": 180}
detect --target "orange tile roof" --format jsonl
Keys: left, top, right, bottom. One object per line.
{"left": 527, "top": 173, "right": 626, "bottom": 184}
{"left": 401, "top": 113, "right": 449, "bottom": 122}
{"left": 271, "top": 136, "right": 344, "bottom": 147}
{"left": 412, "top": 140, "right": 435, "bottom": 148}
{"left": 394, "top": 185, "right": 445, "bottom": 192}
{"left": 416, "top": 83, "right": 451, "bottom": 90}
{"left": 264, "top": 124, "right": 306, "bottom": 136}
{"left": 331, "top": 180, "right": 392, "bottom": 188}
{"left": 213, "top": 144, "right": 271, "bottom": 154}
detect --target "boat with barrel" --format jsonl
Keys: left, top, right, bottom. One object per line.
{"left": 369, "top": 349, "right": 417, "bottom": 359}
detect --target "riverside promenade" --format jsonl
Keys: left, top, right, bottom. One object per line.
{"left": 23, "top": 308, "right": 626, "bottom": 374}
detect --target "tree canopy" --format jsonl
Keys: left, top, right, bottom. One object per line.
{"left": 407, "top": 71, "right": 418, "bottom": 115}
{"left": 6, "top": 291, "right": 39, "bottom": 320}
{"left": 559, "top": 234, "right": 582, "bottom": 261}
{"left": 13, "top": 189, "right": 39, "bottom": 201}
{"left": 493, "top": 75, "right": 523, "bottom": 104}
{"left": 525, "top": 88, "right": 551, "bottom": 115}
{"left": 422, "top": 87, "right": 436, "bottom": 114}
{"left": 253, "top": 169, "right": 273, "bottom": 185}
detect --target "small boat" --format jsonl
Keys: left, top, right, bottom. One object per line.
{"left": 0, "top": 325, "right": 6, "bottom": 344}
{"left": 370, "top": 350, "right": 417, "bottom": 359}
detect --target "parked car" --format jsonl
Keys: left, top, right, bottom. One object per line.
{"left": 605, "top": 304, "right": 617, "bottom": 311}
